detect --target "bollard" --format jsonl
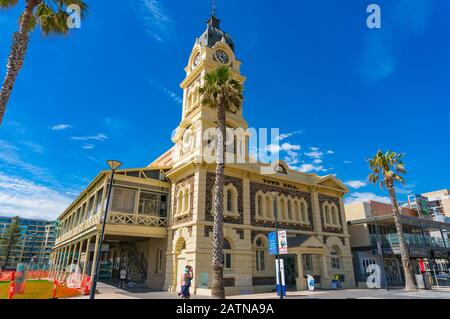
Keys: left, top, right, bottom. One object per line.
{"left": 53, "top": 280, "right": 58, "bottom": 299}
{"left": 8, "top": 272, "right": 15, "bottom": 300}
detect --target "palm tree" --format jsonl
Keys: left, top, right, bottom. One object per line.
{"left": 0, "top": 0, "right": 88, "bottom": 125}
{"left": 368, "top": 150, "right": 417, "bottom": 290}
{"left": 199, "top": 66, "right": 243, "bottom": 298}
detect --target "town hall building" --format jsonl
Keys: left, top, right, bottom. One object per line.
{"left": 50, "top": 13, "right": 356, "bottom": 296}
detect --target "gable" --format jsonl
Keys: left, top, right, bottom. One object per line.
{"left": 315, "top": 175, "right": 348, "bottom": 192}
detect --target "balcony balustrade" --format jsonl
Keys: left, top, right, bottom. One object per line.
{"left": 55, "top": 211, "right": 167, "bottom": 246}
{"left": 370, "top": 233, "right": 449, "bottom": 249}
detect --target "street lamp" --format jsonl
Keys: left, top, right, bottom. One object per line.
{"left": 271, "top": 192, "right": 284, "bottom": 300}
{"left": 89, "top": 160, "right": 123, "bottom": 300}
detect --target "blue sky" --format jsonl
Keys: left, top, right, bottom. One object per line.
{"left": 0, "top": 0, "right": 449, "bottom": 220}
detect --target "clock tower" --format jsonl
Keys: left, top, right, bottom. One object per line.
{"left": 171, "top": 14, "right": 248, "bottom": 166}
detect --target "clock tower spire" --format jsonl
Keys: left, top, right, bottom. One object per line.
{"left": 171, "top": 9, "right": 247, "bottom": 165}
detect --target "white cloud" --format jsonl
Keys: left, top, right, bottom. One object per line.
{"left": 293, "top": 164, "right": 327, "bottom": 173}
{"left": 0, "top": 173, "right": 72, "bottom": 220}
{"left": 345, "top": 180, "right": 368, "bottom": 189}
{"left": 345, "top": 192, "right": 390, "bottom": 205}
{"left": 344, "top": 160, "right": 352, "bottom": 164}
{"left": 137, "top": 0, "right": 174, "bottom": 42}
{"left": 0, "top": 140, "right": 51, "bottom": 182}
{"left": 51, "top": 124, "right": 72, "bottom": 131}
{"left": 146, "top": 77, "right": 182, "bottom": 105}
{"left": 277, "top": 131, "right": 303, "bottom": 141}
{"left": 82, "top": 144, "right": 95, "bottom": 150}
{"left": 70, "top": 133, "right": 108, "bottom": 141}
{"left": 304, "top": 151, "right": 323, "bottom": 159}
{"left": 326, "top": 150, "right": 334, "bottom": 154}
{"left": 313, "top": 159, "right": 323, "bottom": 164}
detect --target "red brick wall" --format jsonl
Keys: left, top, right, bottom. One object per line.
{"left": 370, "top": 201, "right": 418, "bottom": 217}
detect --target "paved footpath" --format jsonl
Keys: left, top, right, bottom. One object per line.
{"left": 72, "top": 282, "right": 450, "bottom": 299}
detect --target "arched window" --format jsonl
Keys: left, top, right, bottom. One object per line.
{"left": 255, "top": 236, "right": 266, "bottom": 272}
{"left": 287, "top": 199, "right": 293, "bottom": 221}
{"left": 256, "top": 192, "right": 264, "bottom": 218}
{"left": 224, "top": 184, "right": 238, "bottom": 215}
{"left": 226, "top": 189, "right": 233, "bottom": 212}
{"left": 223, "top": 239, "right": 232, "bottom": 270}
{"left": 332, "top": 205, "right": 340, "bottom": 226}
{"left": 295, "top": 199, "right": 302, "bottom": 222}
{"left": 279, "top": 197, "right": 287, "bottom": 221}
{"left": 265, "top": 195, "right": 273, "bottom": 219}
{"left": 324, "top": 203, "right": 332, "bottom": 225}
{"left": 176, "top": 190, "right": 183, "bottom": 215}
{"left": 300, "top": 199, "right": 309, "bottom": 224}
{"left": 330, "top": 246, "right": 341, "bottom": 270}
{"left": 183, "top": 188, "right": 190, "bottom": 213}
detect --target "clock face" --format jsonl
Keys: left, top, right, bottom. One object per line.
{"left": 215, "top": 50, "right": 230, "bottom": 64}
{"left": 193, "top": 54, "right": 200, "bottom": 67}
{"left": 182, "top": 129, "right": 193, "bottom": 151}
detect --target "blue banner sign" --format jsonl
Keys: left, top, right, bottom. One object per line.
{"left": 268, "top": 232, "right": 278, "bottom": 255}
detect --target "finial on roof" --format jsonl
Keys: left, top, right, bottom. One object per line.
{"left": 211, "top": 0, "right": 217, "bottom": 17}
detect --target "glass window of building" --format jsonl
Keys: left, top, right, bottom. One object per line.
{"left": 223, "top": 239, "right": 232, "bottom": 270}
{"left": 112, "top": 187, "right": 136, "bottom": 213}
{"left": 255, "top": 237, "right": 266, "bottom": 271}
{"left": 138, "top": 191, "right": 159, "bottom": 215}
{"left": 330, "top": 246, "right": 341, "bottom": 270}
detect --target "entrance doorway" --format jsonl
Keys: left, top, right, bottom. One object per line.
{"left": 281, "top": 254, "right": 298, "bottom": 290}
{"left": 384, "top": 258, "right": 402, "bottom": 285}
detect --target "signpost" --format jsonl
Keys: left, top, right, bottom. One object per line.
{"left": 275, "top": 259, "right": 286, "bottom": 297}
{"left": 268, "top": 230, "right": 288, "bottom": 297}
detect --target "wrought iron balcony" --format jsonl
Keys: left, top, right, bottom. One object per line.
{"left": 55, "top": 211, "right": 167, "bottom": 246}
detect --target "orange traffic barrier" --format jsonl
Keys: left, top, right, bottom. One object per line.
{"left": 8, "top": 272, "right": 15, "bottom": 300}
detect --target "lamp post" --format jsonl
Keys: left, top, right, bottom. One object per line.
{"left": 271, "top": 192, "right": 284, "bottom": 300}
{"left": 89, "top": 160, "right": 123, "bottom": 300}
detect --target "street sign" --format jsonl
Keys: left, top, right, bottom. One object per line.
{"left": 268, "top": 232, "right": 278, "bottom": 255}
{"left": 278, "top": 230, "right": 288, "bottom": 255}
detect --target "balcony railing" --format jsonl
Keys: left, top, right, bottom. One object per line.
{"left": 370, "top": 234, "right": 450, "bottom": 249}
{"left": 107, "top": 211, "right": 167, "bottom": 227}
{"left": 55, "top": 212, "right": 167, "bottom": 246}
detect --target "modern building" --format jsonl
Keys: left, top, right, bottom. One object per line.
{"left": 346, "top": 200, "right": 450, "bottom": 287}
{"left": 420, "top": 190, "right": 450, "bottom": 221}
{"left": 0, "top": 216, "right": 57, "bottom": 270}
{"left": 51, "top": 12, "right": 356, "bottom": 295}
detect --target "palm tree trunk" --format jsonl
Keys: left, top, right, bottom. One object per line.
{"left": 0, "top": 0, "right": 38, "bottom": 125}
{"left": 211, "top": 99, "right": 226, "bottom": 299}
{"left": 388, "top": 186, "right": 417, "bottom": 290}
{"left": 4, "top": 241, "right": 12, "bottom": 268}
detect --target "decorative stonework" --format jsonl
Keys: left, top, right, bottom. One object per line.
{"left": 319, "top": 194, "right": 344, "bottom": 234}
{"left": 205, "top": 172, "right": 244, "bottom": 225}
{"left": 204, "top": 225, "right": 213, "bottom": 237}
{"left": 249, "top": 182, "right": 314, "bottom": 231}
{"left": 251, "top": 231, "right": 269, "bottom": 243}
{"left": 235, "top": 229, "right": 244, "bottom": 240}
{"left": 173, "top": 175, "right": 195, "bottom": 225}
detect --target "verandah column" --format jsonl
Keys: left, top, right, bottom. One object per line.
{"left": 57, "top": 246, "right": 67, "bottom": 281}
{"left": 295, "top": 253, "right": 306, "bottom": 291}
{"left": 77, "top": 239, "right": 84, "bottom": 272}
{"left": 321, "top": 254, "right": 331, "bottom": 289}
{"left": 82, "top": 236, "right": 91, "bottom": 278}
{"left": 89, "top": 233, "right": 100, "bottom": 290}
